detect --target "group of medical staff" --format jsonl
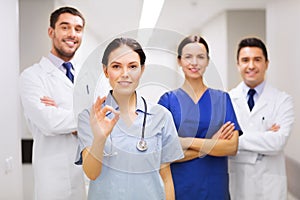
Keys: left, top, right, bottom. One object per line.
{"left": 19, "top": 5, "right": 294, "bottom": 200}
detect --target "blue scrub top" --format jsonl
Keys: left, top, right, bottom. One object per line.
{"left": 158, "top": 88, "right": 242, "bottom": 200}
{"left": 76, "top": 91, "right": 184, "bottom": 200}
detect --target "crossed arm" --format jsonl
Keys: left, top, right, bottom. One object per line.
{"left": 176, "top": 122, "right": 239, "bottom": 162}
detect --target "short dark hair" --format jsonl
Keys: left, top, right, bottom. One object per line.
{"left": 50, "top": 6, "right": 85, "bottom": 28}
{"left": 237, "top": 37, "right": 268, "bottom": 61}
{"left": 102, "top": 37, "right": 146, "bottom": 66}
{"left": 177, "top": 35, "right": 209, "bottom": 59}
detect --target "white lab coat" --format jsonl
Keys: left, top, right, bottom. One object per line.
{"left": 20, "top": 57, "right": 86, "bottom": 200}
{"left": 228, "top": 82, "right": 294, "bottom": 200}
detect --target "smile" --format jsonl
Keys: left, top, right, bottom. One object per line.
{"left": 118, "top": 81, "right": 132, "bottom": 86}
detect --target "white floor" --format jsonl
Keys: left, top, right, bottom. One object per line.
{"left": 23, "top": 164, "right": 299, "bottom": 200}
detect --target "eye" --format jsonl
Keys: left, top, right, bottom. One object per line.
{"left": 111, "top": 64, "right": 120, "bottom": 69}
{"left": 61, "top": 25, "right": 68, "bottom": 30}
{"left": 241, "top": 58, "right": 249, "bottom": 63}
{"left": 75, "top": 26, "right": 83, "bottom": 33}
{"left": 255, "top": 57, "right": 262, "bottom": 62}
{"left": 183, "top": 55, "right": 192, "bottom": 59}
{"left": 197, "top": 55, "right": 206, "bottom": 59}
{"left": 129, "top": 64, "right": 138, "bottom": 69}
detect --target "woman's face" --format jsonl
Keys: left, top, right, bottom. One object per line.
{"left": 104, "top": 45, "right": 144, "bottom": 96}
{"left": 178, "top": 42, "right": 209, "bottom": 80}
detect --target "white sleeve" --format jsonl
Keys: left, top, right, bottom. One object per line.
{"left": 20, "top": 68, "right": 76, "bottom": 136}
{"left": 239, "top": 93, "right": 294, "bottom": 155}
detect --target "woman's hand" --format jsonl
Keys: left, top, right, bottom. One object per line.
{"left": 90, "top": 96, "right": 120, "bottom": 140}
{"left": 212, "top": 121, "right": 235, "bottom": 140}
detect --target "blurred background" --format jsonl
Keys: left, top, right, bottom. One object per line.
{"left": 0, "top": 0, "right": 299, "bottom": 199}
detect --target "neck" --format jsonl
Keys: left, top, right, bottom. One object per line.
{"left": 112, "top": 91, "right": 137, "bottom": 126}
{"left": 112, "top": 92, "right": 136, "bottom": 114}
{"left": 182, "top": 78, "right": 207, "bottom": 102}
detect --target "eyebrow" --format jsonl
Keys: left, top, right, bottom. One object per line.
{"left": 110, "top": 61, "right": 139, "bottom": 65}
{"left": 58, "top": 22, "right": 83, "bottom": 28}
{"left": 58, "top": 22, "right": 70, "bottom": 26}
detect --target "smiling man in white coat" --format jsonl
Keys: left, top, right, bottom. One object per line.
{"left": 228, "top": 37, "right": 294, "bottom": 200}
{"left": 20, "top": 7, "right": 86, "bottom": 200}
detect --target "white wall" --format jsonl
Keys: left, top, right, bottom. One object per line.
{"left": 266, "top": 0, "right": 300, "bottom": 162}
{"left": 201, "top": 12, "right": 228, "bottom": 90}
{"left": 266, "top": 1, "right": 300, "bottom": 198}
{"left": 201, "top": 10, "right": 265, "bottom": 91}
{"left": 0, "top": 0, "right": 23, "bottom": 199}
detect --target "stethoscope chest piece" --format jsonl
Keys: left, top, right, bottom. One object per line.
{"left": 136, "top": 139, "right": 148, "bottom": 152}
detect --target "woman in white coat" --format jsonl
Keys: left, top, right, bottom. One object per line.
{"left": 229, "top": 37, "right": 294, "bottom": 200}
{"left": 19, "top": 7, "right": 86, "bottom": 200}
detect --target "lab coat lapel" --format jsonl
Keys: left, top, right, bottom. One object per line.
{"left": 230, "top": 83, "right": 250, "bottom": 113}
{"left": 250, "top": 83, "right": 272, "bottom": 115}
{"left": 40, "top": 57, "right": 74, "bottom": 88}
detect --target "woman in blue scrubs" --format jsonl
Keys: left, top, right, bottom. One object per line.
{"left": 76, "top": 38, "right": 183, "bottom": 199}
{"left": 158, "top": 35, "right": 242, "bottom": 200}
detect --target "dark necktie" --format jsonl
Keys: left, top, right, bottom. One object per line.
{"left": 62, "top": 62, "right": 74, "bottom": 83}
{"left": 247, "top": 89, "right": 256, "bottom": 111}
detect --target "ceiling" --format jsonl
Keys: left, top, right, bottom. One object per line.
{"left": 59, "top": 0, "right": 271, "bottom": 42}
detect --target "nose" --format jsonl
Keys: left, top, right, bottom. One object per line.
{"left": 190, "top": 57, "right": 198, "bottom": 66}
{"left": 67, "top": 28, "right": 76, "bottom": 38}
{"left": 121, "top": 67, "right": 129, "bottom": 77}
{"left": 248, "top": 60, "right": 255, "bottom": 69}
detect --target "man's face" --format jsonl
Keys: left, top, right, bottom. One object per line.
{"left": 48, "top": 13, "right": 84, "bottom": 61}
{"left": 237, "top": 47, "right": 269, "bottom": 88}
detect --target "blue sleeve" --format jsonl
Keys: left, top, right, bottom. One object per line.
{"left": 158, "top": 92, "right": 170, "bottom": 110}
{"left": 75, "top": 108, "right": 94, "bottom": 165}
{"left": 225, "top": 93, "right": 243, "bottom": 136}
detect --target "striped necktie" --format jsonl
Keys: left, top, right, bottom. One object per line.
{"left": 62, "top": 62, "right": 74, "bottom": 83}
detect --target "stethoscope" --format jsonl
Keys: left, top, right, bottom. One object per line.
{"left": 136, "top": 96, "right": 148, "bottom": 152}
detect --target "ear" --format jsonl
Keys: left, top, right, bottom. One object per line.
{"left": 103, "top": 65, "right": 109, "bottom": 78}
{"left": 265, "top": 60, "right": 269, "bottom": 70}
{"left": 141, "top": 65, "right": 145, "bottom": 74}
{"left": 48, "top": 27, "right": 54, "bottom": 39}
{"left": 236, "top": 61, "right": 242, "bottom": 72}
{"left": 177, "top": 58, "right": 182, "bottom": 67}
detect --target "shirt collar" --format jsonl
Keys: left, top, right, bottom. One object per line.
{"left": 48, "top": 52, "right": 75, "bottom": 71}
{"left": 242, "top": 81, "right": 266, "bottom": 99}
{"left": 104, "top": 90, "right": 150, "bottom": 115}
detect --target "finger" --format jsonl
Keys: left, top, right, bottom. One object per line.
{"left": 40, "top": 96, "right": 53, "bottom": 101}
{"left": 220, "top": 121, "right": 232, "bottom": 132}
{"left": 220, "top": 124, "right": 235, "bottom": 139}
{"left": 226, "top": 131, "right": 235, "bottom": 140}
{"left": 222, "top": 127, "right": 235, "bottom": 139}
{"left": 40, "top": 99, "right": 56, "bottom": 106}
{"left": 93, "top": 96, "right": 106, "bottom": 112}
{"left": 91, "top": 96, "right": 107, "bottom": 117}
{"left": 99, "top": 105, "right": 117, "bottom": 117}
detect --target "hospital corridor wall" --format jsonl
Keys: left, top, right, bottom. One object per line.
{"left": 1, "top": 0, "right": 300, "bottom": 199}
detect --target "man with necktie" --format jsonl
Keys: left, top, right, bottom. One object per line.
{"left": 19, "top": 7, "right": 86, "bottom": 200}
{"left": 228, "top": 37, "right": 294, "bottom": 200}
